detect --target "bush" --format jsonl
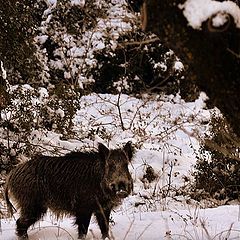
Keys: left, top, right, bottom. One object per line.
{"left": 0, "top": 83, "right": 82, "bottom": 175}
{"left": 0, "top": 0, "right": 184, "bottom": 185}
{"left": 0, "top": 0, "right": 182, "bottom": 95}
{"left": 0, "top": 0, "right": 46, "bottom": 85}
{"left": 93, "top": 32, "right": 183, "bottom": 95}
{"left": 192, "top": 115, "right": 240, "bottom": 201}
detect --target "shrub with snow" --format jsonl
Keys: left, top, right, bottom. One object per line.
{"left": 0, "top": 0, "right": 184, "bottom": 175}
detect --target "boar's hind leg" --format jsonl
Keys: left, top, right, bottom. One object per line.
{"left": 95, "top": 208, "right": 111, "bottom": 239}
{"left": 16, "top": 205, "right": 47, "bottom": 239}
{"left": 75, "top": 211, "right": 92, "bottom": 239}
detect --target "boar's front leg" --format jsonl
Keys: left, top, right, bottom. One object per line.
{"left": 95, "top": 208, "right": 111, "bottom": 239}
{"left": 75, "top": 211, "right": 92, "bottom": 239}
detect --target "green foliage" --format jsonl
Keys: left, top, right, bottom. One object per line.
{"left": 192, "top": 116, "right": 240, "bottom": 201}
{"left": 93, "top": 33, "right": 182, "bottom": 95}
{"left": 0, "top": 84, "right": 82, "bottom": 174}
{"left": 33, "top": 0, "right": 183, "bottom": 94}
{"left": 49, "top": 0, "right": 108, "bottom": 35}
{"left": 0, "top": 0, "right": 46, "bottom": 84}
{"left": 0, "top": 0, "right": 182, "bottom": 93}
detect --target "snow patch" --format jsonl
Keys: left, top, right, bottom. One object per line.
{"left": 174, "top": 60, "right": 184, "bottom": 71}
{"left": 212, "top": 12, "right": 230, "bottom": 27}
{"left": 0, "top": 61, "right": 7, "bottom": 79}
{"left": 46, "top": 0, "right": 57, "bottom": 6}
{"left": 180, "top": 0, "right": 240, "bottom": 29}
{"left": 70, "top": 0, "right": 85, "bottom": 7}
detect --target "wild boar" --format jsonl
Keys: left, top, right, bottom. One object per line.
{"left": 5, "top": 142, "right": 134, "bottom": 239}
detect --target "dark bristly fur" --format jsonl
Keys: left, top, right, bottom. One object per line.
{"left": 5, "top": 142, "right": 134, "bottom": 239}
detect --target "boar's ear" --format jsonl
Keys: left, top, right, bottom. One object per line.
{"left": 98, "top": 143, "right": 110, "bottom": 162}
{"left": 123, "top": 141, "right": 133, "bottom": 162}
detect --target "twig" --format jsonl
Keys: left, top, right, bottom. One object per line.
{"left": 119, "top": 37, "right": 159, "bottom": 48}
{"left": 116, "top": 92, "right": 125, "bottom": 131}
{"left": 204, "top": 139, "right": 240, "bottom": 161}
{"left": 136, "top": 222, "right": 152, "bottom": 240}
{"left": 165, "top": 162, "right": 174, "bottom": 198}
{"left": 123, "top": 220, "right": 134, "bottom": 240}
{"left": 200, "top": 219, "right": 212, "bottom": 240}
{"left": 29, "top": 225, "right": 75, "bottom": 240}
{"left": 227, "top": 48, "right": 240, "bottom": 59}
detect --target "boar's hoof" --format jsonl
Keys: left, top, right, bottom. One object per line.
{"left": 17, "top": 234, "right": 28, "bottom": 240}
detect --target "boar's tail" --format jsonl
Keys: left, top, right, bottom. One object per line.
{"left": 4, "top": 182, "right": 16, "bottom": 217}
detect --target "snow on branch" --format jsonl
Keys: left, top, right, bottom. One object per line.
{"left": 0, "top": 61, "right": 7, "bottom": 80}
{"left": 180, "top": 0, "right": 240, "bottom": 29}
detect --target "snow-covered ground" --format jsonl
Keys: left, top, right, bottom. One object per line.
{"left": 2, "top": 92, "right": 240, "bottom": 240}
{"left": 2, "top": 205, "right": 240, "bottom": 239}
{"left": 2, "top": 0, "right": 240, "bottom": 238}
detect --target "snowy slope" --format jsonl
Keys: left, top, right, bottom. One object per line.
{"left": 2, "top": 205, "right": 240, "bottom": 239}
{"left": 2, "top": 93, "right": 238, "bottom": 240}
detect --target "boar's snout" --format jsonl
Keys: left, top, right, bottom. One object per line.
{"left": 110, "top": 180, "right": 133, "bottom": 198}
